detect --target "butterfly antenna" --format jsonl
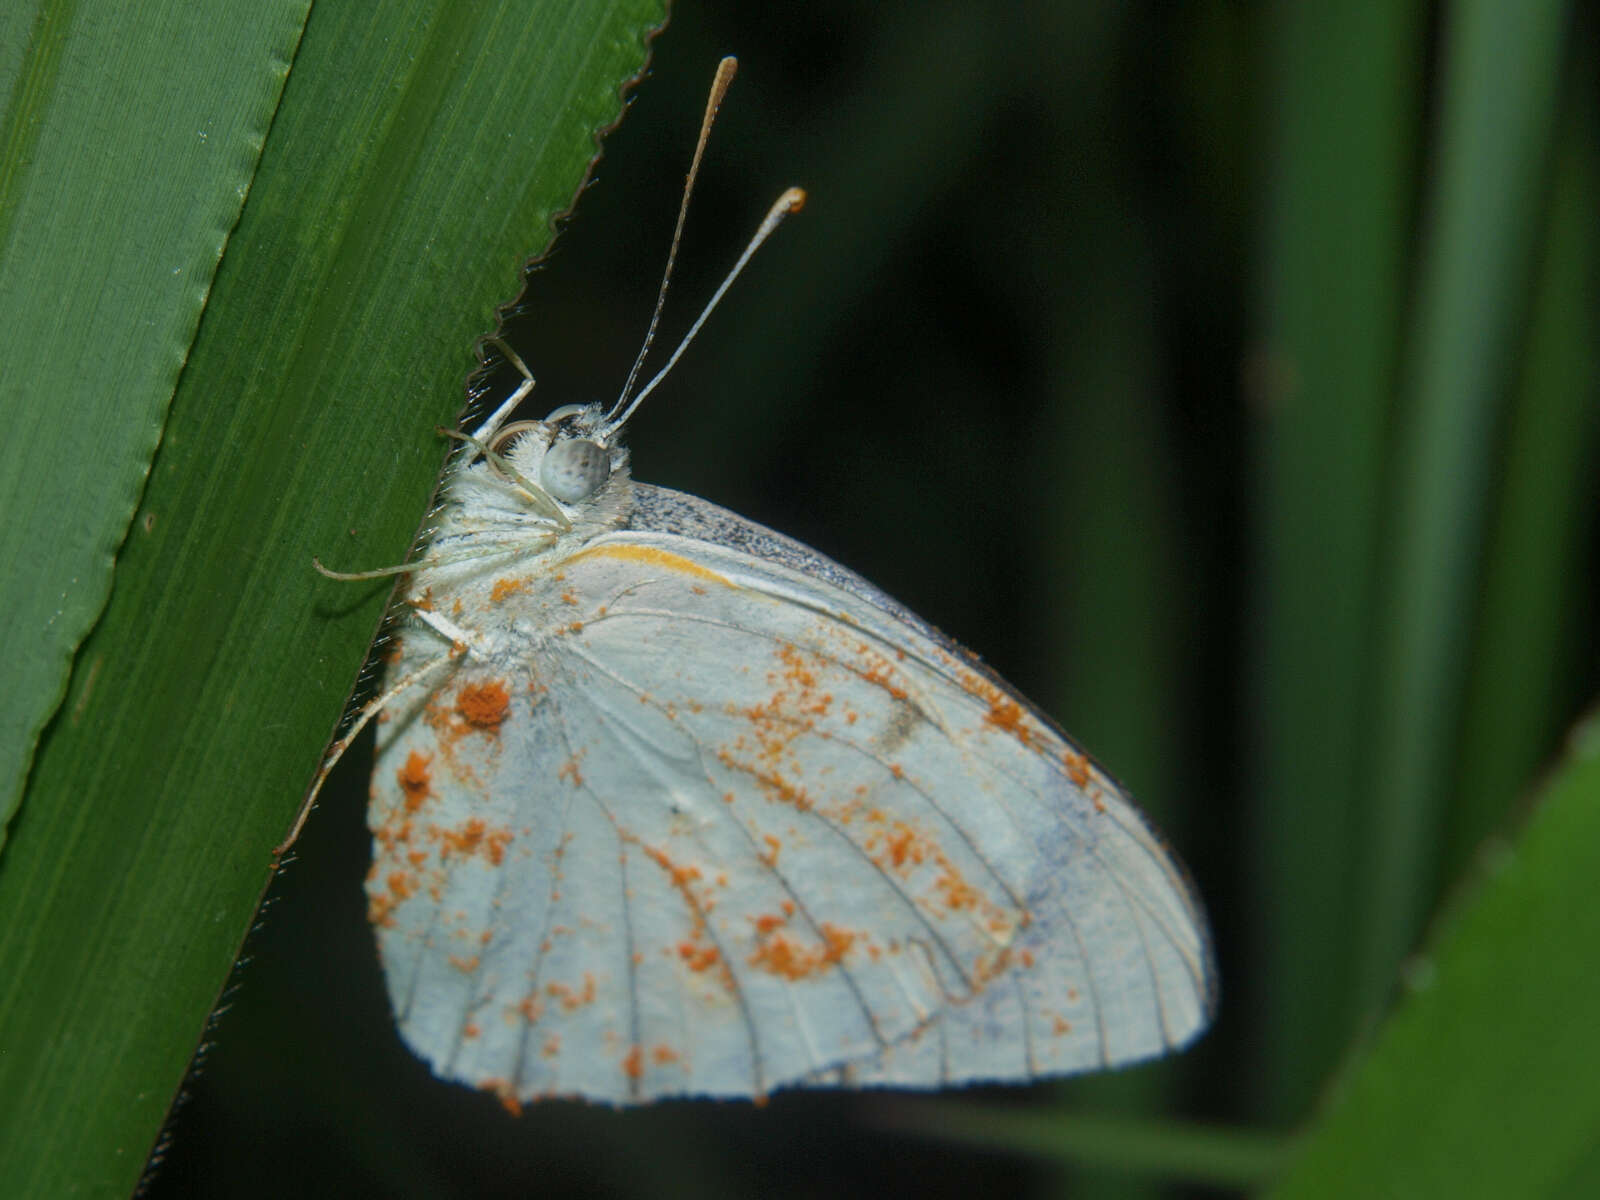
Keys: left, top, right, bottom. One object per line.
{"left": 608, "top": 56, "right": 739, "bottom": 424}
{"left": 605, "top": 186, "right": 805, "bottom": 436}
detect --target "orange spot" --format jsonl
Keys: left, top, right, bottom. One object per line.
{"left": 396, "top": 750, "right": 433, "bottom": 811}
{"left": 1063, "top": 749, "right": 1092, "bottom": 789}
{"left": 457, "top": 680, "right": 511, "bottom": 729}
{"left": 622, "top": 1045, "right": 644, "bottom": 1079}
{"left": 437, "top": 817, "right": 513, "bottom": 866}
{"left": 887, "top": 825, "right": 918, "bottom": 868}
{"left": 868, "top": 819, "right": 926, "bottom": 872}
{"left": 558, "top": 755, "right": 585, "bottom": 787}
{"left": 652, "top": 1045, "right": 680, "bottom": 1065}
{"left": 937, "top": 867, "right": 979, "bottom": 911}
{"left": 966, "top": 672, "right": 1040, "bottom": 749}
{"left": 677, "top": 942, "right": 721, "bottom": 972}
{"left": 490, "top": 577, "right": 529, "bottom": 604}
{"left": 463, "top": 1021, "right": 481, "bottom": 1039}
{"left": 449, "top": 954, "right": 481, "bottom": 973}
{"left": 546, "top": 973, "right": 597, "bottom": 1011}
{"left": 1053, "top": 1015, "right": 1072, "bottom": 1035}
{"left": 748, "top": 921, "right": 857, "bottom": 980}
{"left": 542, "top": 1034, "right": 560, "bottom": 1057}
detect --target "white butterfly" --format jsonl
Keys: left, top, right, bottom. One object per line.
{"left": 296, "top": 58, "right": 1214, "bottom": 1109}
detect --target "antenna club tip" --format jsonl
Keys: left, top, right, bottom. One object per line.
{"left": 782, "top": 187, "right": 807, "bottom": 212}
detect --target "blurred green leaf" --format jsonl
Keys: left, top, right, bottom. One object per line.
{"left": 0, "top": 0, "right": 308, "bottom": 845}
{"left": 1252, "top": 0, "right": 1425, "bottom": 1120}
{"left": 1449, "top": 78, "right": 1599, "bottom": 880}
{"left": 1272, "top": 710, "right": 1600, "bottom": 1197}
{"left": 876, "top": 1103, "right": 1285, "bottom": 1191}
{"left": 0, "top": 2, "right": 663, "bottom": 1195}
{"left": 1359, "top": 0, "right": 1570, "bottom": 1018}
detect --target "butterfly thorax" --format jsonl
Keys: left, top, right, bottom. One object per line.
{"left": 416, "top": 402, "right": 636, "bottom": 592}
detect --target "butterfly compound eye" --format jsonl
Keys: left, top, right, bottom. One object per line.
{"left": 541, "top": 437, "right": 610, "bottom": 503}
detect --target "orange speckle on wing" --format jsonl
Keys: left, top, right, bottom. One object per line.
{"left": 867, "top": 817, "right": 927, "bottom": 873}
{"left": 760, "top": 834, "right": 782, "bottom": 866}
{"left": 546, "top": 973, "right": 597, "bottom": 1011}
{"left": 886, "top": 824, "right": 919, "bottom": 868}
{"left": 437, "top": 817, "right": 514, "bottom": 866}
{"left": 1062, "top": 749, "right": 1092, "bottom": 789}
{"left": 457, "top": 680, "right": 511, "bottom": 729}
{"left": 678, "top": 942, "right": 721, "bottom": 972}
{"left": 652, "top": 1045, "right": 680, "bottom": 1065}
{"left": 558, "top": 754, "right": 585, "bottom": 787}
{"left": 396, "top": 750, "right": 433, "bottom": 811}
{"left": 490, "top": 576, "right": 529, "bottom": 604}
{"left": 717, "top": 750, "right": 813, "bottom": 811}
{"left": 542, "top": 1034, "right": 560, "bottom": 1057}
{"left": 851, "top": 641, "right": 910, "bottom": 701}
{"left": 937, "top": 867, "right": 980, "bottom": 911}
{"left": 962, "top": 671, "right": 1043, "bottom": 750}
{"left": 622, "top": 1045, "right": 644, "bottom": 1079}
{"left": 463, "top": 1021, "right": 481, "bottom": 1038}
{"left": 748, "top": 921, "right": 858, "bottom": 980}
{"left": 449, "top": 954, "right": 481, "bottom": 973}
{"left": 641, "top": 842, "right": 735, "bottom": 990}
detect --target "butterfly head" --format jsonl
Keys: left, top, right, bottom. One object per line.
{"left": 487, "top": 402, "right": 630, "bottom": 509}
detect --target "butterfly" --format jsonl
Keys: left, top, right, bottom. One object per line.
{"left": 293, "top": 57, "right": 1215, "bottom": 1109}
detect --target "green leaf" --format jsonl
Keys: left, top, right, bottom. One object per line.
{"left": 0, "top": 2, "right": 664, "bottom": 1195}
{"left": 1251, "top": 0, "right": 1426, "bottom": 1119}
{"left": 1357, "top": 0, "right": 1571, "bottom": 1018}
{"left": 1271, "top": 711, "right": 1600, "bottom": 1196}
{"left": 0, "top": 0, "right": 309, "bottom": 845}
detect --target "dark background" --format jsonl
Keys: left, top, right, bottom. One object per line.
{"left": 145, "top": 2, "right": 1597, "bottom": 1197}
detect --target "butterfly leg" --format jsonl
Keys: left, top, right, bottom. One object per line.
{"left": 408, "top": 606, "right": 489, "bottom": 657}
{"left": 273, "top": 652, "right": 458, "bottom": 858}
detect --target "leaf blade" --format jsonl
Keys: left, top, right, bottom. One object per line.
{"left": 0, "top": 3, "right": 664, "bottom": 1194}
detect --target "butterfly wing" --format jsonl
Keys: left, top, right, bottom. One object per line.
{"left": 366, "top": 488, "right": 1214, "bottom": 1104}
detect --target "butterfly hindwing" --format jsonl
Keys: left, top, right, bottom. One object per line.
{"left": 365, "top": 490, "right": 1213, "bottom": 1104}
